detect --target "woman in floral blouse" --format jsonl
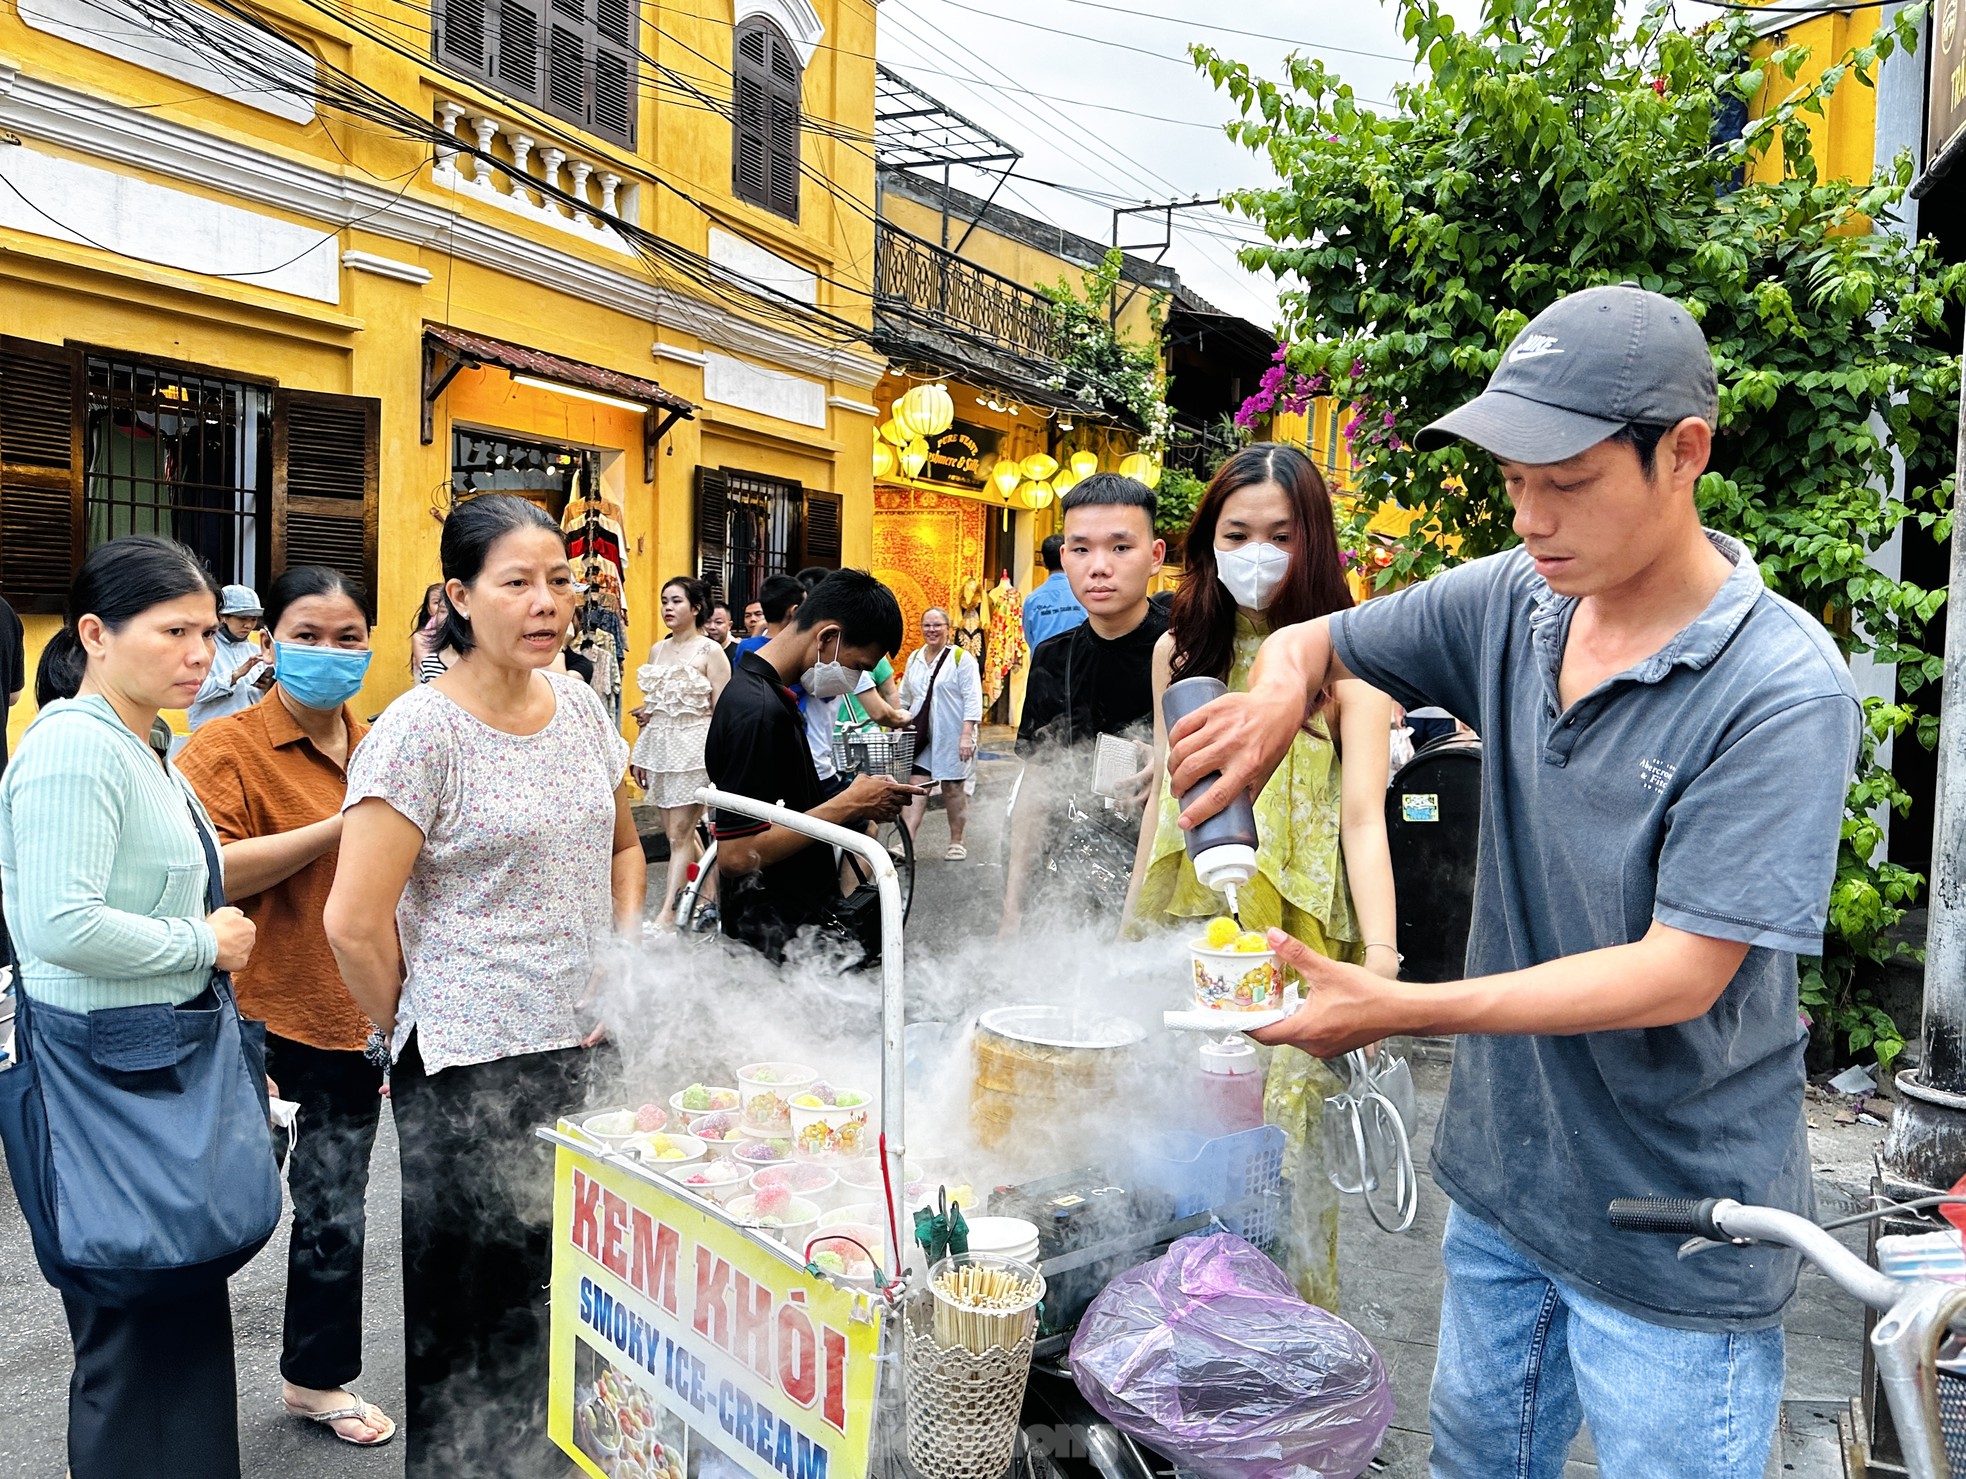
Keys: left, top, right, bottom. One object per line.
{"left": 1123, "top": 444, "right": 1397, "bottom": 1310}
{"left": 325, "top": 494, "right": 645, "bottom": 1479}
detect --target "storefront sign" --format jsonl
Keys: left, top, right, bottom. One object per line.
{"left": 918, "top": 420, "right": 1001, "bottom": 491}
{"left": 548, "top": 1145, "right": 882, "bottom": 1479}
{"left": 1930, "top": 0, "right": 1966, "bottom": 177}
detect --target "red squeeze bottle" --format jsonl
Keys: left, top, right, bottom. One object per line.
{"left": 1199, "top": 1037, "right": 1265, "bottom": 1136}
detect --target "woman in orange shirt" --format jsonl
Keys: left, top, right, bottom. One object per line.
{"left": 177, "top": 566, "right": 394, "bottom": 1448}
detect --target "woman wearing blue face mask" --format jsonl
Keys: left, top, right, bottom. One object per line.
{"left": 176, "top": 566, "right": 396, "bottom": 1449}
{"left": 1122, "top": 444, "right": 1398, "bottom": 1313}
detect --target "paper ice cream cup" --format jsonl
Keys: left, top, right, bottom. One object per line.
{"left": 1189, "top": 941, "right": 1284, "bottom": 1013}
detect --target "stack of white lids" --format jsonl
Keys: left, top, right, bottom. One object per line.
{"left": 961, "top": 1216, "right": 1042, "bottom": 1267}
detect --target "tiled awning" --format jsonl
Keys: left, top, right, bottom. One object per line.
{"left": 421, "top": 325, "right": 694, "bottom": 478}
{"left": 424, "top": 324, "right": 696, "bottom": 415}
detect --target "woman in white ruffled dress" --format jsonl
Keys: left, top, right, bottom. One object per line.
{"left": 630, "top": 576, "right": 730, "bottom": 927}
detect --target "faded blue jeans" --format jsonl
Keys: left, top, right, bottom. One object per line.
{"left": 1430, "top": 1203, "right": 1785, "bottom": 1479}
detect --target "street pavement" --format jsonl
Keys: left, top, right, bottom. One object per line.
{"left": 0, "top": 730, "right": 1874, "bottom": 1477}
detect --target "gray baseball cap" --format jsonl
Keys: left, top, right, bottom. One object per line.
{"left": 218, "top": 584, "right": 262, "bottom": 617}
{"left": 1415, "top": 284, "right": 1719, "bottom": 463}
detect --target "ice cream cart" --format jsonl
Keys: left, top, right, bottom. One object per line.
{"left": 538, "top": 787, "right": 1382, "bottom": 1479}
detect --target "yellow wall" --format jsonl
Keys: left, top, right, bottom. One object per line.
{"left": 2, "top": 0, "right": 881, "bottom": 748}
{"left": 1746, "top": 6, "right": 1883, "bottom": 193}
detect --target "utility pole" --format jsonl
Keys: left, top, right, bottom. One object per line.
{"left": 1108, "top": 198, "right": 1222, "bottom": 326}
{"left": 1880, "top": 321, "right": 1966, "bottom": 1195}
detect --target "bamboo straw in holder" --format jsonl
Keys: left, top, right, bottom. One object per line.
{"left": 928, "top": 1253, "right": 1044, "bottom": 1356}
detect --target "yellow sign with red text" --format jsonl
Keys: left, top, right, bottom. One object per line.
{"left": 548, "top": 1145, "right": 881, "bottom": 1479}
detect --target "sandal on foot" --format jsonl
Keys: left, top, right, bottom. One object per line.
{"left": 945, "top": 843, "right": 967, "bottom": 860}
{"left": 284, "top": 1391, "right": 398, "bottom": 1447}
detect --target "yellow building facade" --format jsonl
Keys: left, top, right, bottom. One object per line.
{"left": 0, "top": 0, "right": 886, "bottom": 748}
{"left": 863, "top": 162, "right": 1171, "bottom": 712}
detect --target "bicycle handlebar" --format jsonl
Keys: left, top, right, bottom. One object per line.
{"left": 1612, "top": 1194, "right": 1966, "bottom": 1479}
{"left": 1608, "top": 1196, "right": 1905, "bottom": 1314}
{"left": 1606, "top": 1197, "right": 1726, "bottom": 1239}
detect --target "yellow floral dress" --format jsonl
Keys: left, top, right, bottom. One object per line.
{"left": 1134, "top": 612, "right": 1358, "bottom": 1310}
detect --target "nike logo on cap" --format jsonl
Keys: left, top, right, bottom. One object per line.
{"left": 1510, "top": 333, "right": 1564, "bottom": 361}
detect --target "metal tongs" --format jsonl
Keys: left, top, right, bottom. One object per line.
{"left": 1322, "top": 1046, "right": 1418, "bottom": 1233}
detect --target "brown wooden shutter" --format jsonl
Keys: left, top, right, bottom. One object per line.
{"left": 272, "top": 390, "right": 379, "bottom": 608}
{"left": 492, "top": 0, "right": 546, "bottom": 103}
{"left": 732, "top": 24, "right": 772, "bottom": 211}
{"left": 590, "top": 0, "right": 636, "bottom": 146}
{"left": 694, "top": 465, "right": 729, "bottom": 603}
{"left": 799, "top": 490, "right": 841, "bottom": 570}
{"left": 545, "top": 4, "right": 585, "bottom": 120}
{"left": 0, "top": 336, "right": 84, "bottom": 614}
{"left": 436, "top": 0, "right": 489, "bottom": 74}
{"left": 765, "top": 31, "right": 800, "bottom": 220}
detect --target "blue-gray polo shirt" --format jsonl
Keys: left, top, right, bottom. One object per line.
{"left": 1331, "top": 531, "right": 1861, "bottom": 1330}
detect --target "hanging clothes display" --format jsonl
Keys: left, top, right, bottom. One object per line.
{"left": 561, "top": 470, "right": 629, "bottom": 723}
{"left": 981, "top": 572, "right": 1026, "bottom": 711}
{"left": 957, "top": 575, "right": 987, "bottom": 668}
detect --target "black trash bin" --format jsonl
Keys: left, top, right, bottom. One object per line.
{"left": 1384, "top": 737, "right": 1482, "bottom": 983}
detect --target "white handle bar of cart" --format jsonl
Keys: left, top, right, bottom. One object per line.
{"left": 693, "top": 786, "right": 909, "bottom": 1281}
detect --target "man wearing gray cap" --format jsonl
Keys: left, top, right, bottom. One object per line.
{"left": 1168, "top": 285, "right": 1862, "bottom": 1476}
{"left": 188, "top": 583, "right": 272, "bottom": 730}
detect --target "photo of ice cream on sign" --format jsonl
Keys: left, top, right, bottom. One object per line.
{"left": 1190, "top": 916, "right": 1283, "bottom": 1013}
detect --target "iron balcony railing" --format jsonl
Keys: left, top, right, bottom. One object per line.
{"left": 873, "top": 222, "right": 1062, "bottom": 366}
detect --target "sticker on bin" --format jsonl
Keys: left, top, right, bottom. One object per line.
{"left": 1400, "top": 793, "right": 1440, "bottom": 823}
{"left": 1877, "top": 1231, "right": 1966, "bottom": 1284}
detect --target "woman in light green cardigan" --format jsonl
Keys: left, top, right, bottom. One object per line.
{"left": 0, "top": 537, "right": 258, "bottom": 1479}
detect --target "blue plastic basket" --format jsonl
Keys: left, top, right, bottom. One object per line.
{"left": 1133, "top": 1125, "right": 1286, "bottom": 1246}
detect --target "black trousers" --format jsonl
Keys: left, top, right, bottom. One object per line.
{"left": 392, "top": 1031, "right": 597, "bottom": 1479}
{"left": 264, "top": 1033, "right": 385, "bottom": 1392}
{"left": 63, "top": 1284, "right": 239, "bottom": 1479}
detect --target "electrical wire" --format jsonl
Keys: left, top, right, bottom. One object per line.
{"left": 1046, "top": 0, "right": 1408, "bottom": 61}
{"left": 882, "top": 6, "right": 1280, "bottom": 317}
{"left": 37, "top": 0, "right": 1265, "bottom": 379}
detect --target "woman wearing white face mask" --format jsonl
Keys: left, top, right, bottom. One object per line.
{"left": 1122, "top": 443, "right": 1397, "bottom": 1311}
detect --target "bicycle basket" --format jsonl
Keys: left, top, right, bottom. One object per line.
{"left": 834, "top": 729, "right": 916, "bottom": 780}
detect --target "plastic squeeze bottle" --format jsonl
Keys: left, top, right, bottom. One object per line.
{"left": 1199, "top": 1036, "right": 1265, "bottom": 1135}
{"left": 1161, "top": 675, "right": 1259, "bottom": 920}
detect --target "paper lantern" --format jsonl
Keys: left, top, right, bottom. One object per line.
{"left": 897, "top": 382, "right": 955, "bottom": 440}
{"left": 1019, "top": 479, "right": 1055, "bottom": 510}
{"left": 880, "top": 418, "right": 911, "bottom": 448}
{"left": 1052, "top": 469, "right": 1079, "bottom": 497}
{"left": 872, "top": 442, "right": 896, "bottom": 479}
{"left": 1118, "top": 452, "right": 1163, "bottom": 489}
{"left": 1070, "top": 448, "right": 1099, "bottom": 479}
{"left": 991, "top": 459, "right": 1023, "bottom": 496}
{"left": 900, "top": 438, "right": 929, "bottom": 478}
{"left": 1021, "top": 453, "right": 1060, "bottom": 483}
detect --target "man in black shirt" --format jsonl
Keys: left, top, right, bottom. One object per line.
{"left": 1004, "top": 475, "right": 1165, "bottom": 932}
{"left": 705, "top": 570, "right": 921, "bottom": 962}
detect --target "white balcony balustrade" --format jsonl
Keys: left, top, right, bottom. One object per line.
{"left": 431, "top": 99, "right": 638, "bottom": 253}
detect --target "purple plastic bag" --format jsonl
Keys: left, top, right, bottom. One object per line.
{"left": 1069, "top": 1233, "right": 1392, "bottom": 1479}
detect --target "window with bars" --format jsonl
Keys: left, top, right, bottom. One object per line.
{"left": 435, "top": 0, "right": 637, "bottom": 148}
{"left": 732, "top": 18, "right": 801, "bottom": 221}
{"left": 0, "top": 338, "right": 377, "bottom": 613}
{"left": 84, "top": 358, "right": 271, "bottom": 591}
{"left": 694, "top": 465, "right": 841, "bottom": 609}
